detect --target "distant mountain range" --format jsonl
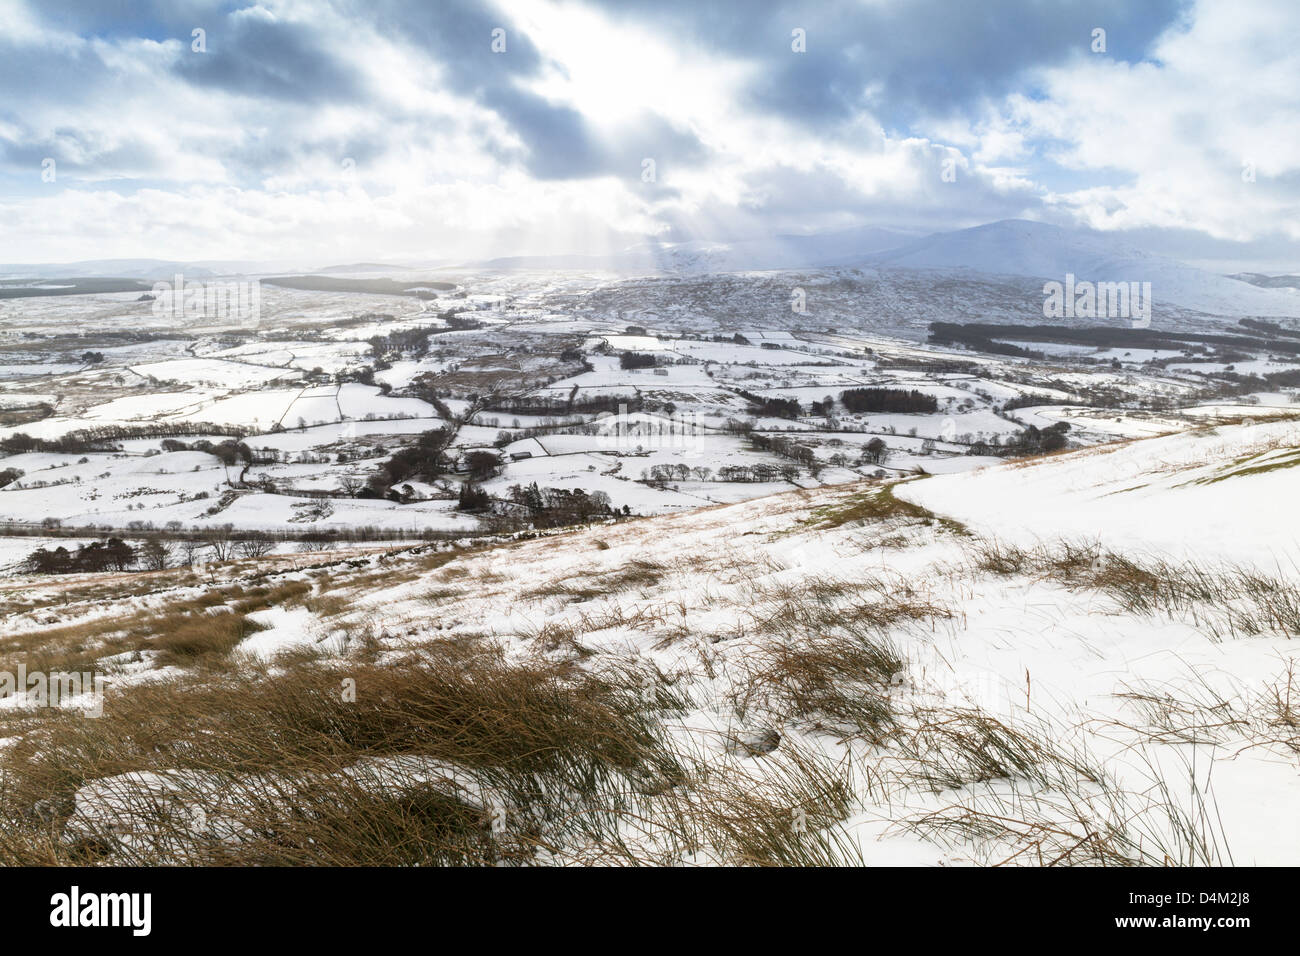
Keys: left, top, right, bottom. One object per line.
{"left": 3, "top": 221, "right": 1297, "bottom": 318}
{"left": 0, "top": 259, "right": 281, "bottom": 280}
{"left": 857, "top": 220, "right": 1300, "bottom": 318}
{"left": 466, "top": 219, "right": 1300, "bottom": 318}
{"left": 0, "top": 258, "right": 443, "bottom": 282}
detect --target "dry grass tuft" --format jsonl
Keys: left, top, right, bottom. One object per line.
{"left": 730, "top": 632, "right": 901, "bottom": 742}
{"left": 0, "top": 648, "right": 690, "bottom": 865}
{"left": 969, "top": 537, "right": 1300, "bottom": 640}
{"left": 807, "top": 483, "right": 966, "bottom": 535}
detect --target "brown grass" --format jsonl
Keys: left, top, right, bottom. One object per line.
{"left": 806, "top": 483, "right": 966, "bottom": 535}
{"left": 730, "top": 632, "right": 901, "bottom": 741}
{"left": 0, "top": 579, "right": 315, "bottom": 675}
{"left": 0, "top": 648, "right": 689, "bottom": 865}
{"left": 970, "top": 537, "right": 1300, "bottom": 640}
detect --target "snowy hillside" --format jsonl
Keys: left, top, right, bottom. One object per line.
{"left": 3, "top": 417, "right": 1298, "bottom": 865}
{"left": 898, "top": 416, "right": 1300, "bottom": 569}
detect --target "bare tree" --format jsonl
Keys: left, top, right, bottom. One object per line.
{"left": 237, "top": 534, "right": 276, "bottom": 559}
{"left": 208, "top": 524, "right": 237, "bottom": 562}
{"left": 140, "top": 538, "right": 173, "bottom": 571}
{"left": 181, "top": 539, "right": 204, "bottom": 567}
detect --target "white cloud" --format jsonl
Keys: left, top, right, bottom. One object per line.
{"left": 1000, "top": 0, "right": 1300, "bottom": 240}
{"left": 0, "top": 0, "right": 1294, "bottom": 263}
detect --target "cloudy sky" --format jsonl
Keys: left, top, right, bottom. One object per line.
{"left": 1, "top": 0, "right": 1297, "bottom": 269}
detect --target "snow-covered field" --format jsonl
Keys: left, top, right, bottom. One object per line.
{"left": 0, "top": 267, "right": 1296, "bottom": 549}
{"left": 3, "top": 418, "right": 1297, "bottom": 865}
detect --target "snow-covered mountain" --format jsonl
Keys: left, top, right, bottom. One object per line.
{"left": 862, "top": 220, "right": 1300, "bottom": 318}
{"left": 1233, "top": 272, "right": 1300, "bottom": 290}
{"left": 867, "top": 219, "right": 1162, "bottom": 277}
{"left": 464, "top": 218, "right": 1300, "bottom": 319}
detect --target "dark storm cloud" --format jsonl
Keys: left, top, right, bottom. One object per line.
{"left": 343, "top": 0, "right": 597, "bottom": 178}
{"left": 170, "top": 11, "right": 365, "bottom": 104}
{"left": 29, "top": 0, "right": 236, "bottom": 41}
{"left": 588, "top": 0, "right": 1189, "bottom": 127}
{"left": 478, "top": 87, "right": 605, "bottom": 178}
{"left": 479, "top": 87, "right": 707, "bottom": 180}
{"left": 354, "top": 0, "right": 547, "bottom": 78}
